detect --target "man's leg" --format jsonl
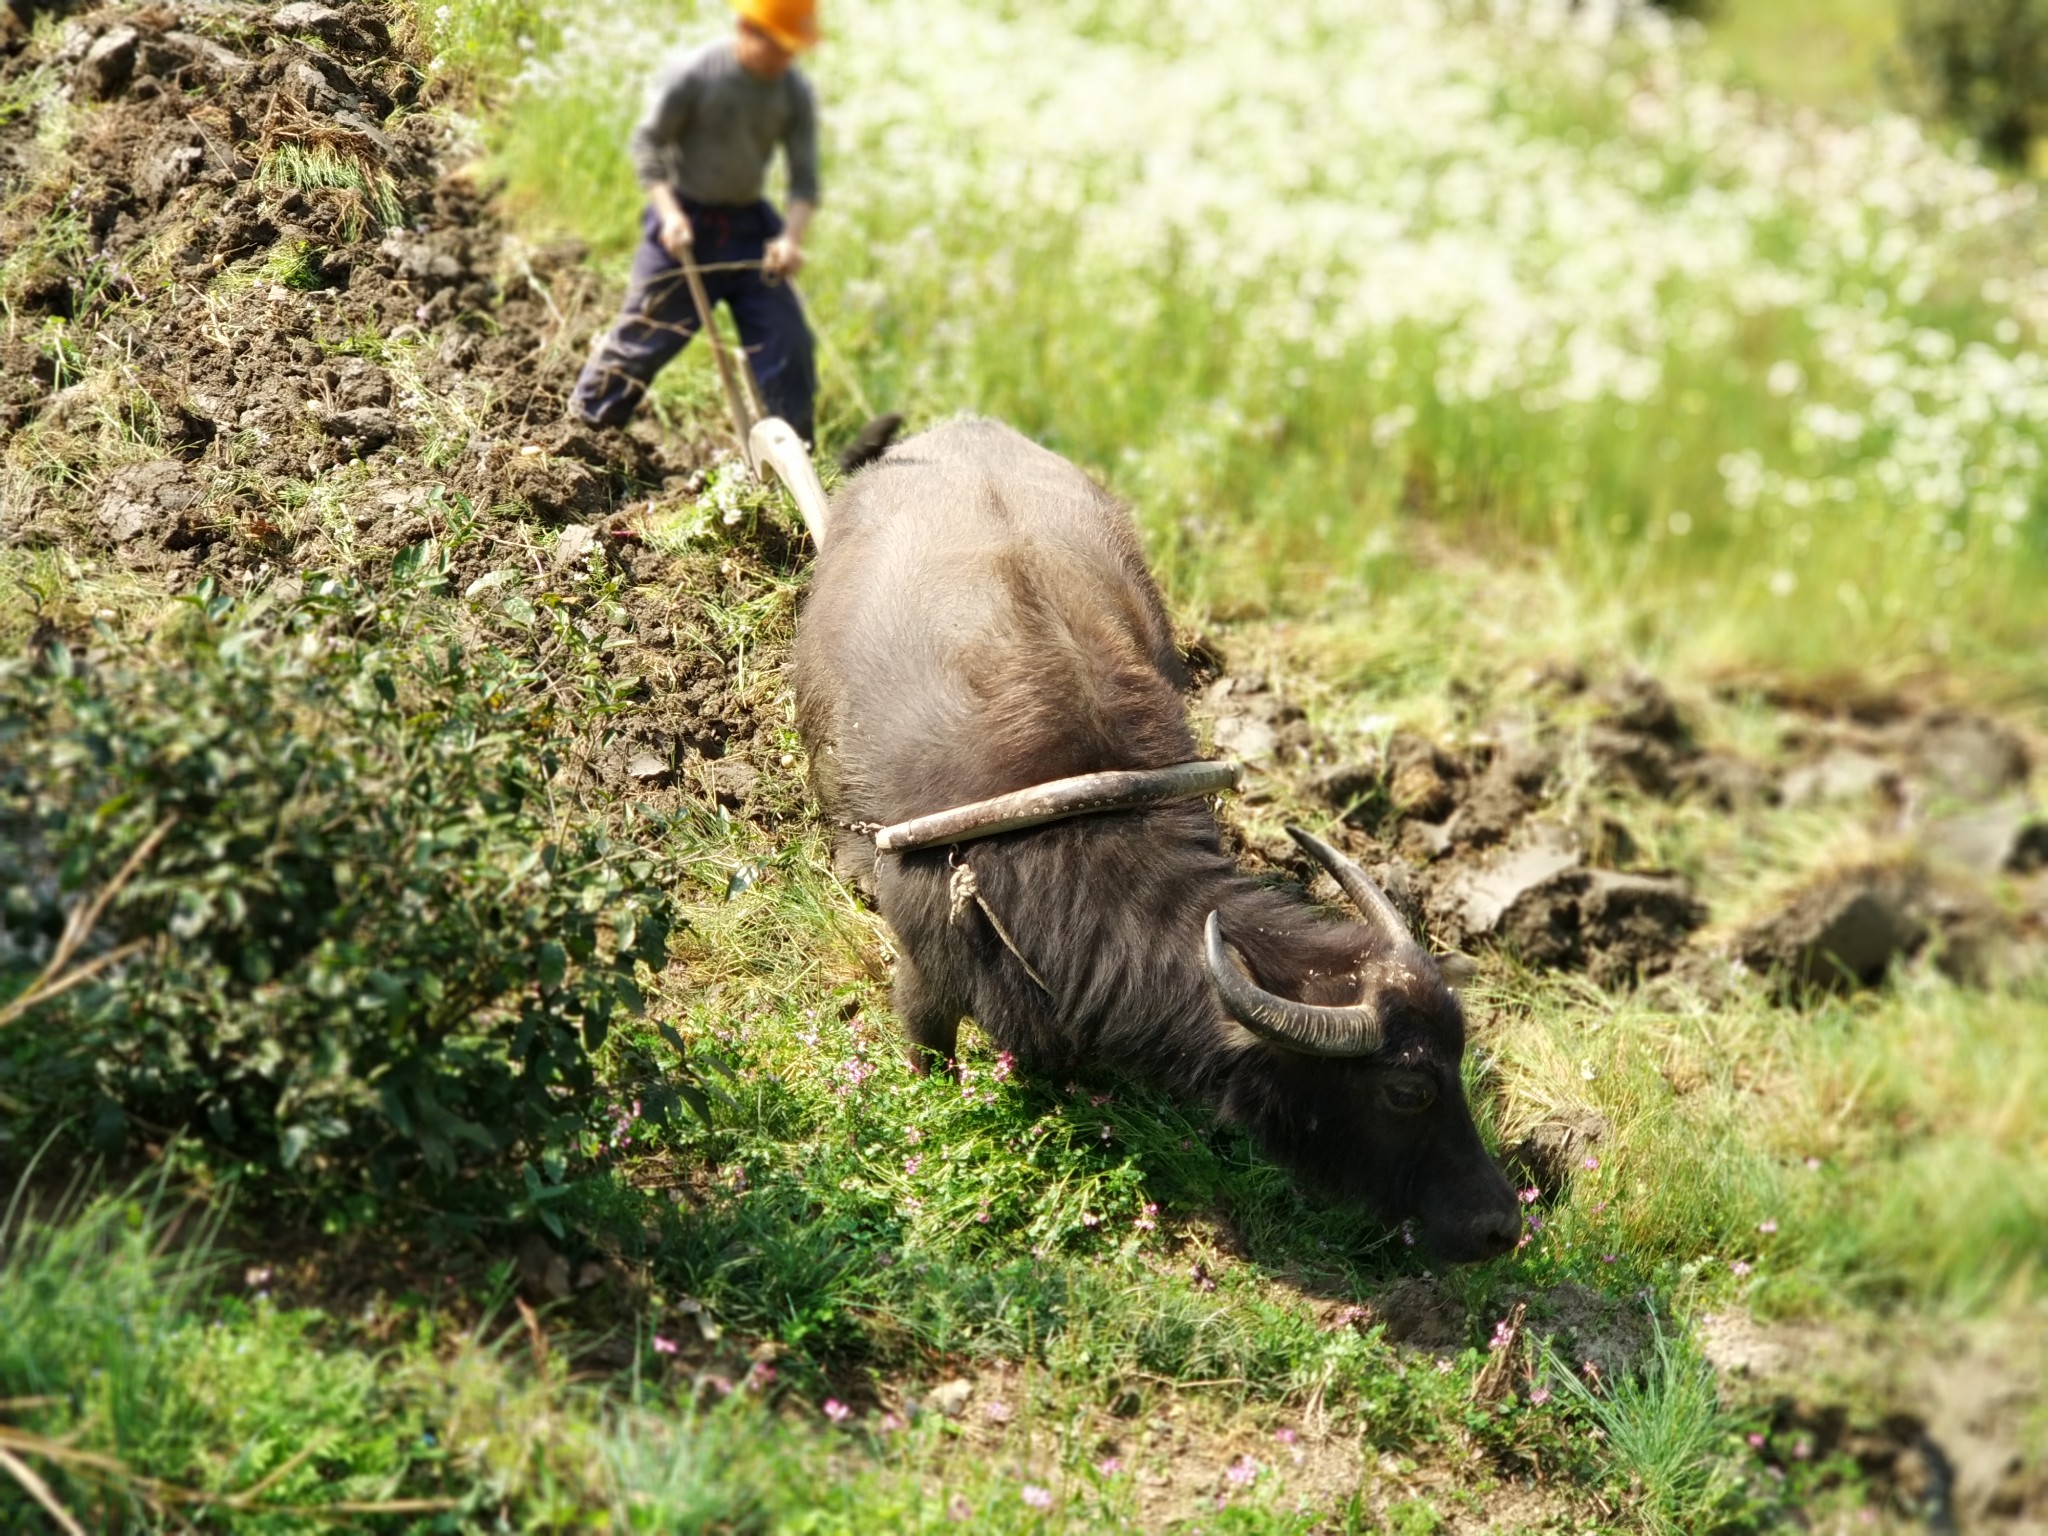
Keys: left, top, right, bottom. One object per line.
{"left": 725, "top": 269, "right": 818, "bottom": 445}
{"left": 568, "top": 210, "right": 702, "bottom": 427}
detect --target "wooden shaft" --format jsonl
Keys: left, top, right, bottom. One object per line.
{"left": 873, "top": 760, "right": 1243, "bottom": 854}
{"left": 679, "top": 250, "right": 757, "bottom": 458}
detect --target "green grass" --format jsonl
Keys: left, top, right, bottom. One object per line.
{"left": 255, "top": 144, "right": 406, "bottom": 238}
{"left": 478, "top": 0, "right": 2048, "bottom": 690}
{"left": 4, "top": 0, "right": 2046, "bottom": 1528}
{"left": 1707, "top": 0, "right": 1905, "bottom": 115}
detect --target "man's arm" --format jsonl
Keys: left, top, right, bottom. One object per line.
{"left": 632, "top": 57, "right": 698, "bottom": 259}
{"left": 649, "top": 181, "right": 693, "bottom": 260}
{"left": 765, "top": 75, "right": 820, "bottom": 278}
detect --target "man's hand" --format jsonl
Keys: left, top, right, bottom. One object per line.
{"left": 657, "top": 207, "right": 694, "bottom": 262}
{"left": 763, "top": 234, "right": 805, "bottom": 279}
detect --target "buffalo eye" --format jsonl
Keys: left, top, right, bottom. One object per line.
{"left": 1379, "top": 1078, "right": 1437, "bottom": 1115}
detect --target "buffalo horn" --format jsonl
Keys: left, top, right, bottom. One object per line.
{"left": 1204, "top": 912, "right": 1386, "bottom": 1058}
{"left": 1286, "top": 826, "right": 1423, "bottom": 959}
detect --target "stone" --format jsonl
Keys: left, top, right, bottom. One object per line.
{"left": 924, "top": 1378, "right": 973, "bottom": 1418}
{"left": 1919, "top": 799, "right": 2039, "bottom": 878}
{"left": 1781, "top": 746, "right": 1899, "bottom": 808}
{"left": 552, "top": 523, "right": 598, "bottom": 567}
{"left": 1897, "top": 711, "right": 2029, "bottom": 804}
{"left": 624, "top": 752, "right": 668, "bottom": 783}
{"left": 78, "top": 26, "right": 139, "bottom": 99}
{"left": 97, "top": 460, "right": 206, "bottom": 545}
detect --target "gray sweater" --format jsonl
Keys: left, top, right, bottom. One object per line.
{"left": 628, "top": 39, "right": 820, "bottom": 208}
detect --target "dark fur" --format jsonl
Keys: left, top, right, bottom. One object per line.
{"left": 794, "top": 418, "right": 1519, "bottom": 1261}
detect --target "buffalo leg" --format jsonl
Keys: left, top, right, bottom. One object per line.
{"left": 894, "top": 955, "right": 960, "bottom": 1076}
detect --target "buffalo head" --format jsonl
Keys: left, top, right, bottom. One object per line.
{"left": 1207, "top": 828, "right": 1522, "bottom": 1263}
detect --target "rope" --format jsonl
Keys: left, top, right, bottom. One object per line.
{"left": 947, "top": 851, "right": 1054, "bottom": 999}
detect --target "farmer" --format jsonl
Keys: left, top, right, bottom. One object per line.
{"left": 568, "top": 0, "right": 821, "bottom": 443}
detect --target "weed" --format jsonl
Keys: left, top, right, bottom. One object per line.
{"left": 1542, "top": 1311, "right": 1734, "bottom": 1534}
{"left": 257, "top": 143, "right": 406, "bottom": 237}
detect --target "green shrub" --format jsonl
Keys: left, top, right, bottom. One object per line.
{"left": 1901, "top": 0, "right": 2048, "bottom": 161}
{"left": 0, "top": 548, "right": 683, "bottom": 1223}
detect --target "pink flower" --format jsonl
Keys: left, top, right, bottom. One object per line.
{"left": 1489, "top": 1318, "right": 1515, "bottom": 1351}
{"left": 747, "top": 1361, "right": 777, "bottom": 1388}
{"left": 1089, "top": 1092, "right": 1114, "bottom": 1107}
{"left": 1747, "top": 1432, "right": 1766, "bottom": 1449}
{"left": 992, "top": 1051, "right": 1016, "bottom": 1082}
{"left": 1601, "top": 1253, "right": 1618, "bottom": 1264}
{"left": 906, "top": 1127, "right": 923, "bottom": 1145}
{"left": 1021, "top": 1484, "right": 1053, "bottom": 1510}
{"left": 1082, "top": 1212, "right": 1101, "bottom": 1228}
{"left": 1731, "top": 1260, "right": 1753, "bottom": 1277}
{"left": 1758, "top": 1218, "right": 1778, "bottom": 1235}
{"left": 1273, "top": 1427, "right": 1298, "bottom": 1445}
{"left": 986, "top": 1400, "right": 1013, "bottom": 1424}
{"left": 879, "top": 1412, "right": 906, "bottom": 1432}
{"left": 1133, "top": 1202, "right": 1158, "bottom": 1231}
{"left": 1096, "top": 1457, "right": 1123, "bottom": 1476}
{"left": 823, "top": 1398, "right": 852, "bottom": 1423}
{"left": 904, "top": 1154, "right": 922, "bottom": 1175}
{"left": 976, "top": 1207, "right": 991, "bottom": 1224}
{"left": 1518, "top": 1186, "right": 1540, "bottom": 1205}
{"left": 1528, "top": 1387, "right": 1551, "bottom": 1406}
{"left": 1435, "top": 1358, "right": 1454, "bottom": 1374}
{"left": 1226, "top": 1455, "right": 1259, "bottom": 1486}
{"left": 1582, "top": 1156, "right": 1600, "bottom": 1171}
{"left": 652, "top": 1335, "right": 679, "bottom": 1356}
{"left": 1792, "top": 1438, "right": 1812, "bottom": 1461}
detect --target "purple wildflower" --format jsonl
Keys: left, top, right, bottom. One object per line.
{"left": 823, "top": 1398, "right": 852, "bottom": 1423}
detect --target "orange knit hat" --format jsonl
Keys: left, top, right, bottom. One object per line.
{"left": 734, "top": 0, "right": 819, "bottom": 52}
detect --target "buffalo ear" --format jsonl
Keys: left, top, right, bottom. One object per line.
{"left": 1433, "top": 951, "right": 1478, "bottom": 994}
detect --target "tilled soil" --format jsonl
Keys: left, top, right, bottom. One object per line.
{"left": 1, "top": 0, "right": 803, "bottom": 804}
{"left": 1200, "top": 663, "right": 2046, "bottom": 1003}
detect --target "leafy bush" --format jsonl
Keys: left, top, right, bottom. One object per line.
{"left": 0, "top": 549, "right": 682, "bottom": 1222}
{"left": 1902, "top": 0, "right": 2048, "bottom": 162}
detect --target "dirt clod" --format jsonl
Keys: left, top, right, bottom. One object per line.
{"left": 1200, "top": 673, "right": 1312, "bottom": 765}
{"left": 1736, "top": 867, "right": 1928, "bottom": 993}
{"left": 1506, "top": 1107, "right": 1609, "bottom": 1199}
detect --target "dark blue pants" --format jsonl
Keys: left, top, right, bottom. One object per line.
{"left": 570, "top": 199, "right": 817, "bottom": 443}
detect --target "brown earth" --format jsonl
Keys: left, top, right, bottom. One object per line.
{"left": 1199, "top": 662, "right": 2046, "bottom": 1003}
{"left": 0, "top": 0, "right": 808, "bottom": 809}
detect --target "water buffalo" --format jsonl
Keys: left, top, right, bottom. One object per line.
{"left": 792, "top": 418, "right": 1520, "bottom": 1262}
